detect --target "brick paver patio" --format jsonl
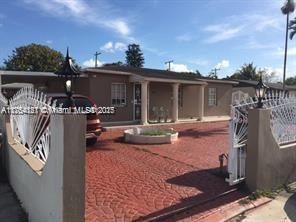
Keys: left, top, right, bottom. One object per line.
{"left": 85, "top": 121, "right": 246, "bottom": 222}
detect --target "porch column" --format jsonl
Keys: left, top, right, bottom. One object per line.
{"left": 198, "top": 85, "right": 205, "bottom": 120}
{"left": 172, "top": 83, "right": 179, "bottom": 122}
{"left": 141, "top": 81, "right": 148, "bottom": 125}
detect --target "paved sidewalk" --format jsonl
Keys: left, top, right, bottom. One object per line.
{"left": 240, "top": 191, "right": 296, "bottom": 222}
{"left": 0, "top": 169, "right": 27, "bottom": 222}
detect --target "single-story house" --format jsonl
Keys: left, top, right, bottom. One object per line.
{"left": 0, "top": 67, "right": 237, "bottom": 125}
{"left": 0, "top": 70, "right": 64, "bottom": 98}
{"left": 232, "top": 79, "right": 296, "bottom": 103}
{"left": 80, "top": 66, "right": 237, "bottom": 124}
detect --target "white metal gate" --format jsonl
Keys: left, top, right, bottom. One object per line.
{"left": 227, "top": 97, "right": 258, "bottom": 185}
{"left": 227, "top": 92, "right": 296, "bottom": 185}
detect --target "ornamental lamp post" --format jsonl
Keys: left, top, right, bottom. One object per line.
{"left": 57, "top": 47, "right": 80, "bottom": 108}
{"left": 255, "top": 76, "right": 268, "bottom": 108}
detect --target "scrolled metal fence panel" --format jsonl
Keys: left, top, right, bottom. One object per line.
{"left": 9, "top": 87, "right": 58, "bottom": 163}
{"left": 268, "top": 97, "right": 296, "bottom": 145}
{"left": 227, "top": 93, "right": 296, "bottom": 185}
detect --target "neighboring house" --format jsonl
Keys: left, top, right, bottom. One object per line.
{"left": 232, "top": 79, "right": 296, "bottom": 103}
{"left": 0, "top": 68, "right": 237, "bottom": 125}
{"left": 0, "top": 71, "right": 64, "bottom": 98}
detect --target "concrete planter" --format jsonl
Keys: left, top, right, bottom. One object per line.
{"left": 124, "top": 128, "right": 178, "bottom": 144}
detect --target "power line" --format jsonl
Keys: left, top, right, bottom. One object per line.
{"left": 165, "top": 60, "right": 174, "bottom": 71}
{"left": 94, "top": 51, "right": 102, "bottom": 68}
{"left": 211, "top": 67, "right": 221, "bottom": 76}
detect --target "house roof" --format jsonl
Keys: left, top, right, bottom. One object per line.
{"left": 0, "top": 70, "right": 57, "bottom": 77}
{"left": 234, "top": 79, "right": 296, "bottom": 91}
{"left": 1, "top": 82, "right": 34, "bottom": 89}
{"left": 84, "top": 66, "right": 237, "bottom": 85}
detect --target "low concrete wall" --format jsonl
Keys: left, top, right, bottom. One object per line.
{"left": 124, "top": 128, "right": 178, "bottom": 144}
{"left": 246, "top": 109, "right": 296, "bottom": 191}
{"left": 3, "top": 115, "right": 85, "bottom": 222}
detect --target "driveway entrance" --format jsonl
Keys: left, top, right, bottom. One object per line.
{"left": 85, "top": 121, "right": 246, "bottom": 221}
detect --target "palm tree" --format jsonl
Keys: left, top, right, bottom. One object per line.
{"left": 281, "top": 0, "right": 295, "bottom": 90}
{"left": 289, "top": 17, "right": 296, "bottom": 39}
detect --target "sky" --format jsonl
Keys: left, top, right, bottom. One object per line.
{"left": 0, "top": 0, "right": 296, "bottom": 80}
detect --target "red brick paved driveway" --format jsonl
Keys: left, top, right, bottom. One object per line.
{"left": 134, "top": 121, "right": 229, "bottom": 169}
{"left": 85, "top": 121, "right": 246, "bottom": 222}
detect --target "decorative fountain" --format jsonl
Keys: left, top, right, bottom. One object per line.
{"left": 124, "top": 127, "right": 178, "bottom": 144}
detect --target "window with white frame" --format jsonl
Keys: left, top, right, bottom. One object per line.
{"left": 111, "top": 83, "right": 126, "bottom": 106}
{"left": 208, "top": 88, "right": 217, "bottom": 106}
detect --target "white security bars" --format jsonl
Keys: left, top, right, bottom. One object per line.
{"left": 0, "top": 93, "right": 8, "bottom": 106}
{"left": 266, "top": 96, "right": 296, "bottom": 145}
{"left": 227, "top": 96, "right": 258, "bottom": 185}
{"left": 227, "top": 92, "right": 296, "bottom": 185}
{"left": 9, "top": 87, "right": 58, "bottom": 163}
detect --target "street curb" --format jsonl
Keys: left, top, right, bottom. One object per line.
{"left": 196, "top": 196, "right": 272, "bottom": 222}
{"left": 135, "top": 188, "right": 239, "bottom": 222}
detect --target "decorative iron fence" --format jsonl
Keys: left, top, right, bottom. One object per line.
{"left": 0, "top": 92, "right": 8, "bottom": 106}
{"left": 9, "top": 87, "right": 58, "bottom": 163}
{"left": 227, "top": 92, "right": 296, "bottom": 185}
{"left": 267, "top": 97, "right": 296, "bottom": 145}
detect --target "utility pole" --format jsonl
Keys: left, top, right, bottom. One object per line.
{"left": 211, "top": 67, "right": 221, "bottom": 76}
{"left": 94, "top": 51, "right": 101, "bottom": 68}
{"left": 165, "top": 60, "right": 174, "bottom": 71}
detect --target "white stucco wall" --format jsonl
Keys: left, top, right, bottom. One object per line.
{"left": 3, "top": 115, "right": 85, "bottom": 222}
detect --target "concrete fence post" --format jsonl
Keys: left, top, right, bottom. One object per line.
{"left": 245, "top": 108, "right": 268, "bottom": 192}
{"left": 246, "top": 108, "right": 296, "bottom": 192}
{"left": 51, "top": 114, "right": 86, "bottom": 222}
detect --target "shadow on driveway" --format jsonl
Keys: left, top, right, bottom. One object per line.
{"left": 135, "top": 168, "right": 247, "bottom": 222}
{"left": 179, "top": 127, "right": 228, "bottom": 139}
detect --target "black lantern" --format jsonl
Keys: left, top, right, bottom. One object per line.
{"left": 255, "top": 76, "right": 268, "bottom": 108}
{"left": 57, "top": 48, "right": 80, "bottom": 107}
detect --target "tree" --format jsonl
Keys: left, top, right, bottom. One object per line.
{"left": 289, "top": 17, "right": 296, "bottom": 39}
{"left": 207, "top": 71, "right": 218, "bottom": 79}
{"left": 4, "top": 43, "right": 67, "bottom": 72}
{"left": 195, "top": 70, "right": 203, "bottom": 77}
{"left": 125, "top": 44, "right": 144, "bottom": 68}
{"left": 230, "top": 63, "right": 259, "bottom": 81}
{"left": 258, "top": 68, "right": 277, "bottom": 83}
{"left": 286, "top": 76, "right": 296, "bottom": 85}
{"left": 103, "top": 61, "right": 124, "bottom": 67}
{"left": 281, "top": 0, "right": 295, "bottom": 89}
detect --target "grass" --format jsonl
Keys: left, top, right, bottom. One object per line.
{"left": 140, "top": 129, "right": 175, "bottom": 136}
{"left": 239, "top": 188, "right": 280, "bottom": 205}
{"left": 18, "top": 208, "right": 28, "bottom": 222}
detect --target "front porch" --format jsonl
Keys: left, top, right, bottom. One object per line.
{"left": 131, "top": 77, "right": 206, "bottom": 125}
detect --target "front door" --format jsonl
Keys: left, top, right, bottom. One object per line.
{"left": 134, "top": 84, "right": 141, "bottom": 120}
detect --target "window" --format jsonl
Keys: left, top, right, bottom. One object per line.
{"left": 111, "top": 83, "right": 126, "bottom": 106}
{"left": 208, "top": 88, "right": 217, "bottom": 106}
